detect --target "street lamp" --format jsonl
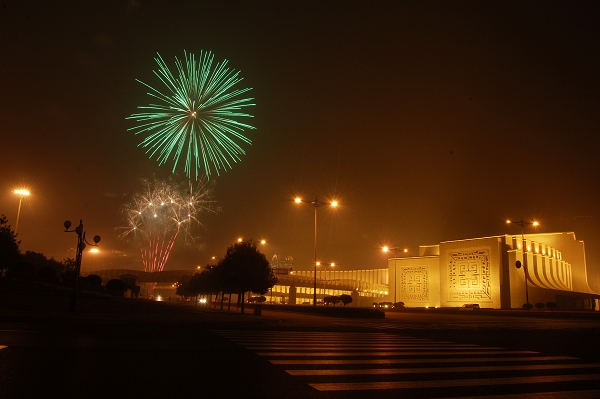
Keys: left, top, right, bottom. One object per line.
{"left": 295, "top": 196, "right": 338, "bottom": 306}
{"left": 64, "top": 219, "right": 100, "bottom": 312}
{"left": 383, "top": 246, "right": 408, "bottom": 305}
{"left": 317, "top": 261, "right": 335, "bottom": 294}
{"left": 12, "top": 189, "right": 30, "bottom": 235}
{"left": 88, "top": 247, "right": 99, "bottom": 274}
{"left": 506, "top": 218, "right": 539, "bottom": 310}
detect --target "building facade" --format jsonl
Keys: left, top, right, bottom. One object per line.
{"left": 387, "top": 232, "right": 600, "bottom": 310}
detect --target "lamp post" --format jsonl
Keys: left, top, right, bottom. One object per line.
{"left": 506, "top": 218, "right": 539, "bottom": 310}
{"left": 383, "top": 246, "right": 408, "bottom": 305}
{"left": 295, "top": 196, "right": 338, "bottom": 306}
{"left": 64, "top": 220, "right": 101, "bottom": 312}
{"left": 12, "top": 189, "right": 30, "bottom": 235}
{"left": 317, "top": 261, "right": 335, "bottom": 294}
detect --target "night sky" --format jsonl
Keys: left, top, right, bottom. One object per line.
{"left": 1, "top": 1, "right": 599, "bottom": 289}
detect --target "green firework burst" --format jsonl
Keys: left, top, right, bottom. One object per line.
{"left": 127, "top": 51, "right": 255, "bottom": 180}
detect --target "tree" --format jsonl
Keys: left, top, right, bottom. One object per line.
{"left": 190, "top": 269, "right": 219, "bottom": 299}
{"left": 339, "top": 294, "right": 352, "bottom": 306}
{"left": 37, "top": 266, "right": 58, "bottom": 283}
{"left": 248, "top": 296, "right": 266, "bottom": 303}
{"left": 8, "top": 261, "right": 34, "bottom": 280}
{"left": 0, "top": 215, "right": 20, "bottom": 276}
{"left": 546, "top": 302, "right": 558, "bottom": 310}
{"left": 522, "top": 303, "right": 533, "bottom": 310}
{"left": 21, "top": 251, "right": 65, "bottom": 276}
{"left": 324, "top": 295, "right": 341, "bottom": 306}
{"left": 216, "top": 240, "right": 277, "bottom": 314}
{"left": 535, "top": 302, "right": 545, "bottom": 310}
{"left": 106, "top": 279, "right": 128, "bottom": 292}
{"left": 83, "top": 274, "right": 102, "bottom": 287}
{"left": 60, "top": 271, "right": 77, "bottom": 286}
{"left": 175, "top": 275, "right": 193, "bottom": 297}
{"left": 62, "top": 258, "right": 77, "bottom": 273}
{"left": 212, "top": 261, "right": 241, "bottom": 311}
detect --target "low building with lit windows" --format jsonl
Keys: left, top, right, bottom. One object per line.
{"left": 270, "top": 268, "right": 389, "bottom": 306}
{"left": 386, "top": 232, "right": 600, "bottom": 310}
{"left": 95, "top": 267, "right": 390, "bottom": 306}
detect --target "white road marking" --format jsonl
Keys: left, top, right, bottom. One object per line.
{"left": 270, "top": 355, "right": 576, "bottom": 365}
{"left": 287, "top": 363, "right": 600, "bottom": 375}
{"left": 310, "top": 374, "right": 600, "bottom": 391}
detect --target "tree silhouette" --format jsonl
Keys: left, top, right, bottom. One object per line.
{"left": 37, "top": 266, "right": 58, "bottom": 283}
{"left": 0, "top": 215, "right": 20, "bottom": 276}
{"left": 106, "top": 279, "right": 128, "bottom": 292}
{"left": 84, "top": 274, "right": 102, "bottom": 287}
{"left": 217, "top": 240, "right": 277, "bottom": 314}
{"left": 190, "top": 269, "right": 219, "bottom": 300}
{"left": 62, "top": 258, "right": 77, "bottom": 272}
{"left": 339, "top": 294, "right": 352, "bottom": 306}
{"left": 21, "top": 251, "right": 65, "bottom": 276}
{"left": 9, "top": 261, "right": 34, "bottom": 280}
{"left": 175, "top": 274, "right": 193, "bottom": 297}
{"left": 324, "top": 295, "right": 341, "bottom": 306}
{"left": 175, "top": 267, "right": 220, "bottom": 305}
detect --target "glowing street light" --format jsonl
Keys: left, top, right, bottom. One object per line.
{"left": 295, "top": 196, "right": 339, "bottom": 306}
{"left": 88, "top": 247, "right": 99, "bottom": 274}
{"left": 315, "top": 261, "right": 335, "bottom": 268}
{"left": 12, "top": 189, "right": 30, "bottom": 235}
{"left": 506, "top": 218, "right": 540, "bottom": 310}
{"left": 383, "top": 246, "right": 408, "bottom": 305}
{"left": 317, "top": 261, "right": 336, "bottom": 293}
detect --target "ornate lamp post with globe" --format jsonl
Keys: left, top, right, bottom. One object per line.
{"left": 64, "top": 220, "right": 100, "bottom": 312}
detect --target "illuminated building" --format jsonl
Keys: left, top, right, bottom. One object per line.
{"left": 386, "top": 232, "right": 600, "bottom": 310}
{"left": 271, "top": 254, "right": 294, "bottom": 275}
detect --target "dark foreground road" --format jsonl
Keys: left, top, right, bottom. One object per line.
{"left": 1, "top": 291, "right": 599, "bottom": 398}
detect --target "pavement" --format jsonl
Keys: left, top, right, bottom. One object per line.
{"left": 2, "top": 278, "right": 600, "bottom": 398}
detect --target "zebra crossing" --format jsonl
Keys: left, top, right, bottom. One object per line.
{"left": 214, "top": 329, "right": 600, "bottom": 397}
{"left": 332, "top": 320, "right": 576, "bottom": 331}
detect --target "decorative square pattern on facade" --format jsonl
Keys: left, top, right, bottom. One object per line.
{"left": 399, "top": 266, "right": 429, "bottom": 301}
{"left": 448, "top": 249, "right": 491, "bottom": 300}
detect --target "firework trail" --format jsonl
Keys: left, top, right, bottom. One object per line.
{"left": 127, "top": 50, "right": 256, "bottom": 180}
{"left": 121, "top": 177, "right": 217, "bottom": 273}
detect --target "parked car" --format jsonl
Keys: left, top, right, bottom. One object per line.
{"left": 460, "top": 303, "right": 480, "bottom": 311}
